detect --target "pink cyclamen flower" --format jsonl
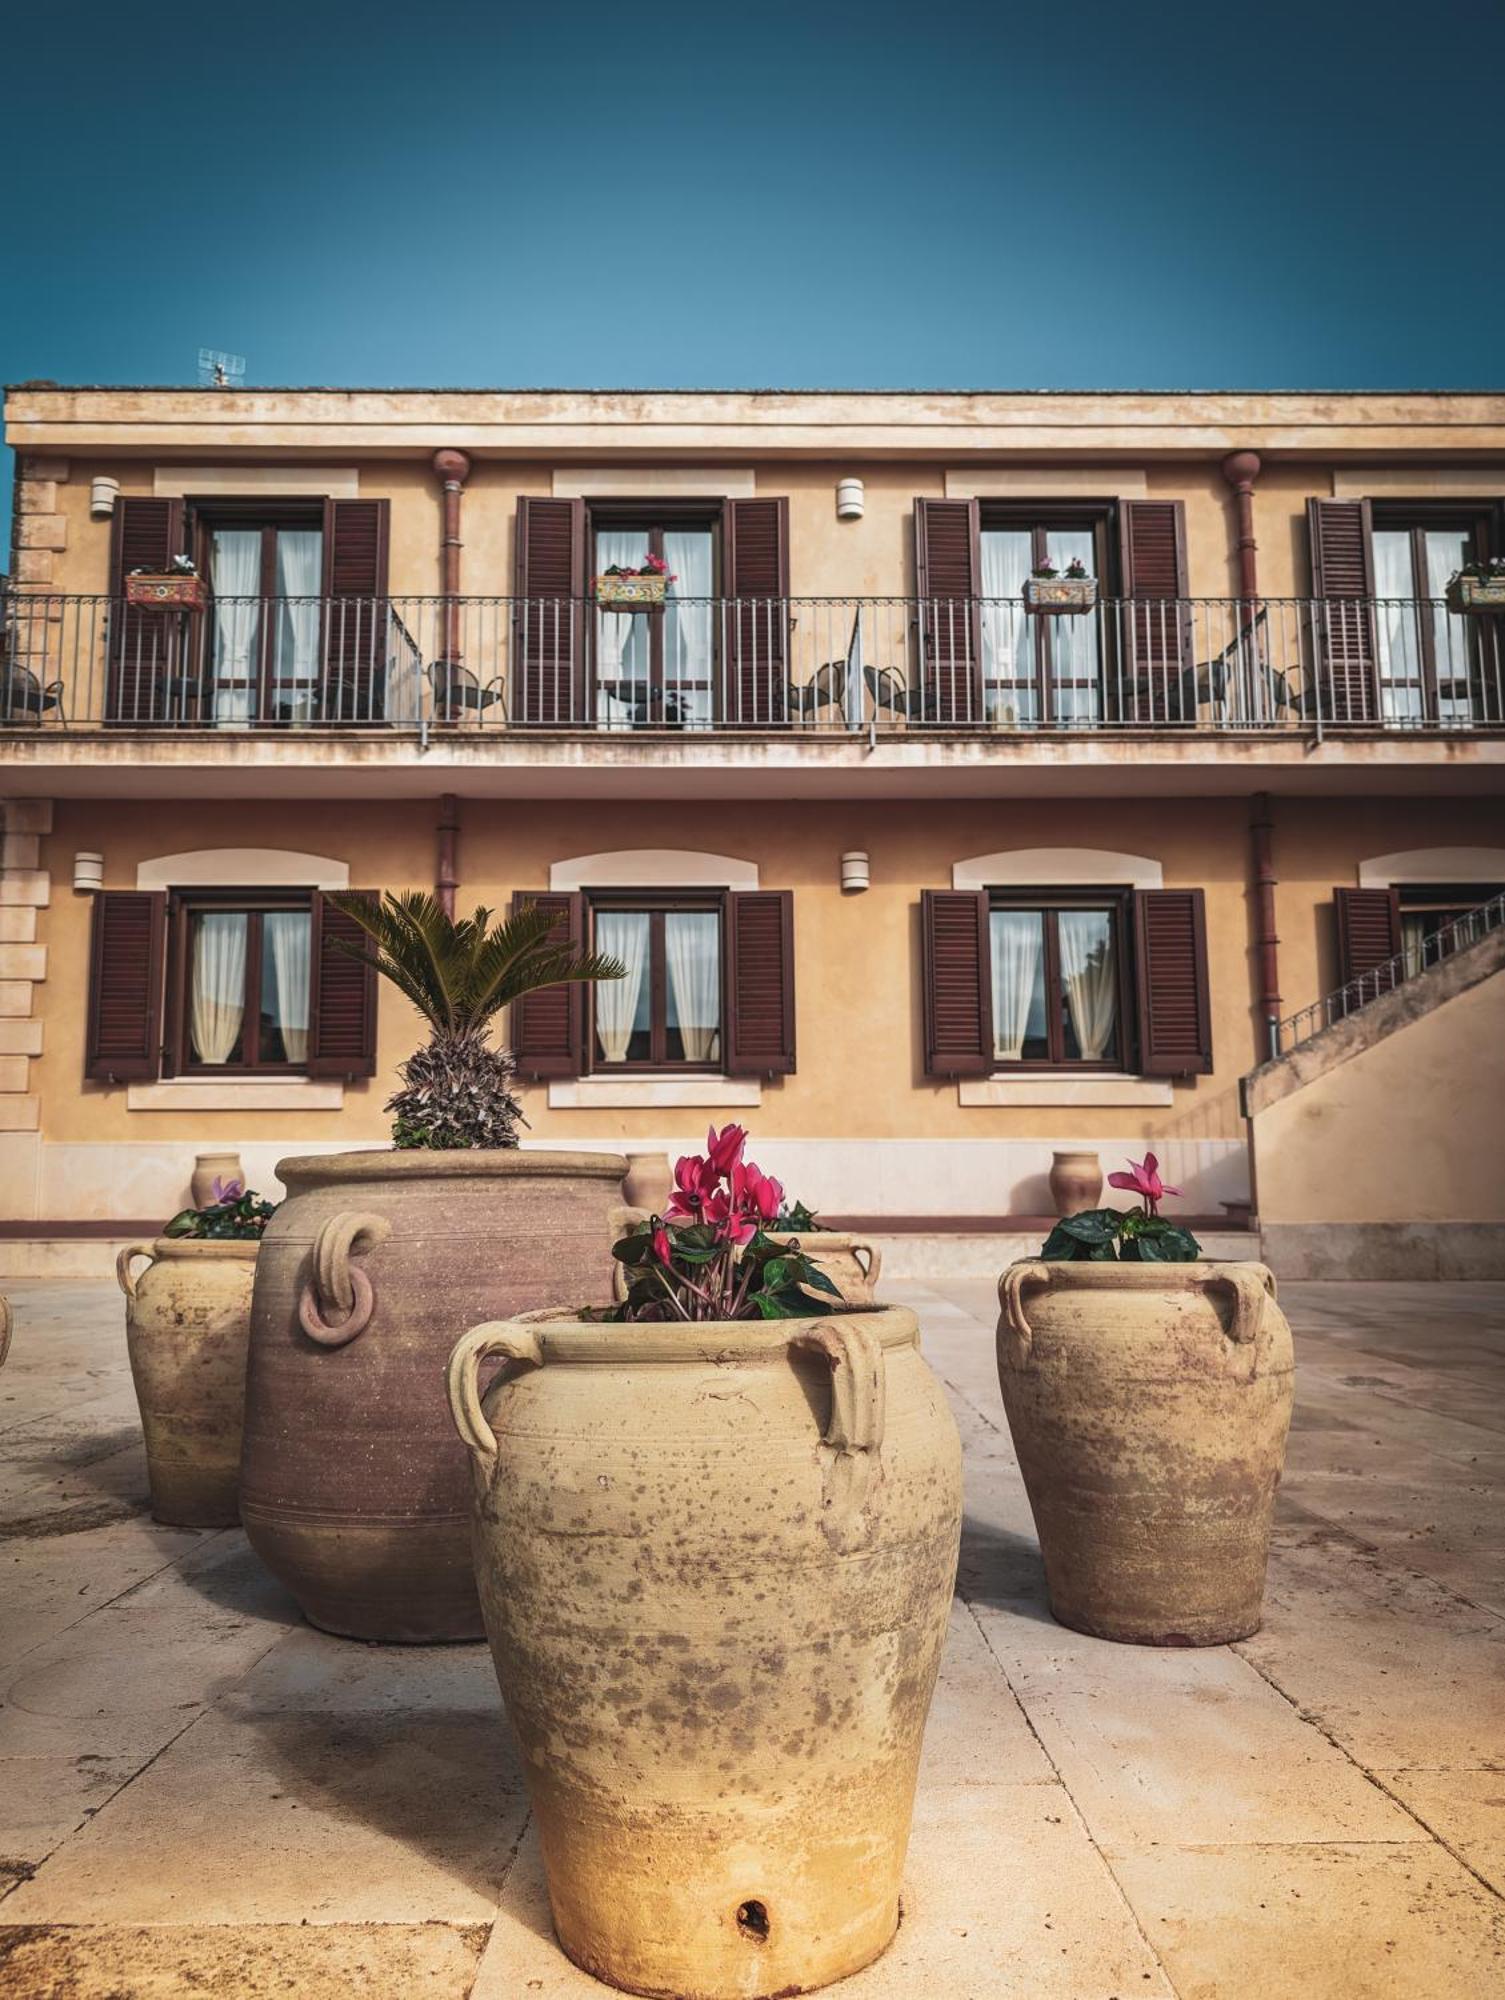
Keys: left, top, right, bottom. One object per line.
{"left": 705, "top": 1124, "right": 748, "bottom": 1178}
{"left": 650, "top": 1224, "right": 673, "bottom": 1265}
{"left": 1106, "top": 1152, "right": 1181, "bottom": 1216}
{"left": 211, "top": 1177, "right": 243, "bottom": 1203}
{"left": 664, "top": 1151, "right": 712, "bottom": 1221}
{"left": 705, "top": 1187, "right": 759, "bottom": 1248}
{"left": 733, "top": 1159, "right": 783, "bottom": 1222}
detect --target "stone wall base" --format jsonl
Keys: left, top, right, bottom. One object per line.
{"left": 1260, "top": 1222, "right": 1505, "bottom": 1281}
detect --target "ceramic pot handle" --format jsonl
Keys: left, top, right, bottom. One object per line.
{"left": 849, "top": 1240, "right": 883, "bottom": 1294}
{"left": 298, "top": 1211, "right": 391, "bottom": 1347}
{"left": 0, "top": 1295, "right": 11, "bottom": 1368}
{"left": 447, "top": 1321, "right": 545, "bottom": 1470}
{"left": 790, "top": 1317, "right": 886, "bottom": 1541}
{"left": 1206, "top": 1265, "right": 1274, "bottom": 1345}
{"left": 998, "top": 1261, "right": 1050, "bottom": 1368}
{"left": 115, "top": 1242, "right": 156, "bottom": 1303}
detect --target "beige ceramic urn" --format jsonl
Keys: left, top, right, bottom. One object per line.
{"left": 448, "top": 1302, "right": 963, "bottom": 1999}
{"left": 997, "top": 1260, "right": 1294, "bottom": 1645}
{"left": 117, "top": 1237, "right": 259, "bottom": 1528}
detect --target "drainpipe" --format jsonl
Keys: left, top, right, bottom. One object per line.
{"left": 432, "top": 448, "right": 472, "bottom": 680}
{"left": 1250, "top": 792, "right": 1281, "bottom": 1060}
{"left": 437, "top": 793, "right": 460, "bottom": 919}
{"left": 1221, "top": 451, "right": 1261, "bottom": 600}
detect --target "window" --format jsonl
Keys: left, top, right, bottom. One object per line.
{"left": 1371, "top": 504, "right": 1495, "bottom": 725}
{"left": 168, "top": 892, "right": 314, "bottom": 1073}
{"left": 198, "top": 507, "right": 325, "bottom": 727}
{"left": 1397, "top": 882, "right": 1502, "bottom": 977}
{"left": 591, "top": 510, "right": 717, "bottom": 728}
{"left": 980, "top": 507, "right": 1113, "bottom": 726}
{"left": 589, "top": 896, "right": 723, "bottom": 1070}
{"left": 988, "top": 893, "right": 1128, "bottom": 1068}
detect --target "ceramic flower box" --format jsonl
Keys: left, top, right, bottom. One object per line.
{"left": 125, "top": 573, "right": 206, "bottom": 612}
{"left": 1445, "top": 574, "right": 1505, "bottom": 615}
{"left": 595, "top": 573, "right": 668, "bottom": 612}
{"left": 1023, "top": 576, "right": 1097, "bottom": 616}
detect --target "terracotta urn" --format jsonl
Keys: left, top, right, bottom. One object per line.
{"left": 1048, "top": 1149, "right": 1103, "bottom": 1218}
{"left": 116, "top": 1237, "right": 259, "bottom": 1527}
{"left": 448, "top": 1302, "right": 962, "bottom": 2000}
{"left": 241, "top": 1147, "right": 626, "bottom": 1643}
{"left": 997, "top": 1261, "right": 1294, "bottom": 1645}
{"left": 620, "top": 1151, "right": 672, "bottom": 1212}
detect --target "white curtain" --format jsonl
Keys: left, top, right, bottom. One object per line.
{"left": 664, "top": 529, "right": 714, "bottom": 724}
{"left": 190, "top": 914, "right": 248, "bottom": 1064}
{"left": 980, "top": 530, "right": 1032, "bottom": 722}
{"left": 265, "top": 911, "right": 312, "bottom": 1062}
{"left": 1372, "top": 530, "right": 1423, "bottom": 722}
{"left": 1046, "top": 528, "right": 1102, "bottom": 723}
{"left": 665, "top": 912, "right": 720, "bottom": 1060}
{"left": 595, "top": 528, "right": 650, "bottom": 722}
{"left": 1401, "top": 913, "right": 1429, "bottom": 980}
{"left": 210, "top": 530, "right": 261, "bottom": 726}
{"left": 990, "top": 910, "right": 1043, "bottom": 1062}
{"left": 275, "top": 530, "right": 323, "bottom": 720}
{"left": 594, "top": 911, "right": 648, "bottom": 1062}
{"left": 1058, "top": 910, "right": 1118, "bottom": 1059}
{"left": 1426, "top": 529, "right": 1471, "bottom": 724}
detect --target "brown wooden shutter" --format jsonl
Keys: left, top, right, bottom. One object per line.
{"left": 723, "top": 499, "right": 789, "bottom": 725}
{"left": 1133, "top": 888, "right": 1213, "bottom": 1076}
{"left": 321, "top": 500, "right": 390, "bottom": 722}
{"left": 921, "top": 890, "right": 992, "bottom": 1078}
{"left": 1334, "top": 886, "right": 1401, "bottom": 991}
{"left": 514, "top": 498, "right": 586, "bottom": 725}
{"left": 509, "top": 892, "right": 585, "bottom": 1077}
{"left": 725, "top": 889, "right": 795, "bottom": 1075}
{"left": 108, "top": 498, "right": 186, "bottom": 723}
{"left": 1307, "top": 499, "right": 1377, "bottom": 724}
{"left": 914, "top": 499, "right": 981, "bottom": 723}
{"left": 308, "top": 892, "right": 379, "bottom": 1078}
{"left": 85, "top": 891, "right": 166, "bottom": 1081}
{"left": 1118, "top": 501, "right": 1192, "bottom": 722}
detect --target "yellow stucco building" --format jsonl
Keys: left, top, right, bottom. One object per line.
{"left": 3, "top": 386, "right": 1502, "bottom": 1271}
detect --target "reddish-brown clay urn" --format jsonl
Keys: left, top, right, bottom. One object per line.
{"left": 997, "top": 1260, "right": 1294, "bottom": 1646}
{"left": 241, "top": 1148, "right": 625, "bottom": 1642}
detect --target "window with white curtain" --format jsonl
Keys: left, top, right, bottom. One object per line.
{"left": 203, "top": 513, "right": 325, "bottom": 726}
{"left": 591, "top": 513, "right": 717, "bottom": 728}
{"left": 589, "top": 898, "right": 722, "bottom": 1068}
{"left": 1369, "top": 507, "right": 1493, "bottom": 727}
{"left": 987, "top": 894, "right": 1124, "bottom": 1067}
{"left": 175, "top": 894, "right": 313, "bottom": 1071}
{"left": 980, "top": 509, "right": 1107, "bottom": 726}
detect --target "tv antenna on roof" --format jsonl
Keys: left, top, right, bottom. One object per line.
{"left": 197, "top": 348, "right": 246, "bottom": 389}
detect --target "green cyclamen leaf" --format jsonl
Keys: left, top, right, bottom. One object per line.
{"left": 1061, "top": 1208, "right": 1122, "bottom": 1245}
{"left": 749, "top": 1291, "right": 799, "bottom": 1319}
{"left": 797, "top": 1262, "right": 842, "bottom": 1297}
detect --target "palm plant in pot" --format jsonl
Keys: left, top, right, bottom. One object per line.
{"left": 238, "top": 892, "right": 632, "bottom": 1645}
{"left": 446, "top": 1126, "right": 963, "bottom": 2000}
{"left": 997, "top": 1153, "right": 1294, "bottom": 1647}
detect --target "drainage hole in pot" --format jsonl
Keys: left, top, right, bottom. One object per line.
{"left": 736, "top": 1900, "right": 770, "bottom": 1944}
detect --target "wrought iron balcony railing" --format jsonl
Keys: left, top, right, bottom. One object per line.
{"left": 3, "top": 592, "right": 1503, "bottom": 736}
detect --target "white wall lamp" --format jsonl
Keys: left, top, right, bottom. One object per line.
{"left": 90, "top": 477, "right": 120, "bottom": 519}
{"left": 73, "top": 851, "right": 104, "bottom": 893}
{"left": 841, "top": 850, "right": 870, "bottom": 892}
{"left": 835, "top": 477, "right": 865, "bottom": 520}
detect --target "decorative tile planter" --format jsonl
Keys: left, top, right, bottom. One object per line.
{"left": 1023, "top": 576, "right": 1097, "bottom": 616}
{"left": 594, "top": 574, "right": 668, "bottom": 612}
{"left": 125, "top": 573, "right": 206, "bottom": 612}
{"left": 1445, "top": 575, "right": 1505, "bottom": 615}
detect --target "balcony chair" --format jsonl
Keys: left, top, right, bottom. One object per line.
{"left": 864, "top": 663, "right": 921, "bottom": 723}
{"left": 788, "top": 660, "right": 845, "bottom": 723}
{"left": 429, "top": 660, "right": 506, "bottom": 724}
{"left": 0, "top": 664, "right": 65, "bottom": 725}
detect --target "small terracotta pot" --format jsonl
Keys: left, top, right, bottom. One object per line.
{"left": 620, "top": 1152, "right": 672, "bottom": 1212}
{"left": 1048, "top": 1150, "right": 1103, "bottom": 1218}
{"left": 997, "top": 1260, "right": 1294, "bottom": 1645}
{"left": 191, "top": 1149, "right": 245, "bottom": 1208}
{"left": 448, "top": 1303, "right": 962, "bottom": 2000}
{"left": 116, "top": 1237, "right": 258, "bottom": 1527}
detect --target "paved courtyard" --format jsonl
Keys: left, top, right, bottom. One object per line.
{"left": 1, "top": 1276, "right": 1502, "bottom": 1999}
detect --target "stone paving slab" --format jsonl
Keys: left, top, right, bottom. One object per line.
{"left": 0, "top": 1275, "right": 1502, "bottom": 1998}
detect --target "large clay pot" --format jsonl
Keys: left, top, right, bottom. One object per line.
{"left": 116, "top": 1237, "right": 258, "bottom": 1528}
{"left": 997, "top": 1261, "right": 1294, "bottom": 1646}
{"left": 614, "top": 1207, "right": 883, "bottom": 1308}
{"left": 1048, "top": 1148, "right": 1103, "bottom": 1218}
{"left": 242, "top": 1148, "right": 626, "bottom": 1643}
{"left": 447, "top": 1303, "right": 962, "bottom": 2000}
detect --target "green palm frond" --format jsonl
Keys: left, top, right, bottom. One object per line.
{"left": 328, "top": 891, "right": 623, "bottom": 1041}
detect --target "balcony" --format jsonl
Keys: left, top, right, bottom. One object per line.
{"left": 4, "top": 590, "right": 1504, "bottom": 738}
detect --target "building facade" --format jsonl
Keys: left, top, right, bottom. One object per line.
{"left": 2, "top": 386, "right": 1503, "bottom": 1257}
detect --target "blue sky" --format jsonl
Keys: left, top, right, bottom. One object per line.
{"left": 5, "top": 0, "right": 1502, "bottom": 546}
